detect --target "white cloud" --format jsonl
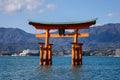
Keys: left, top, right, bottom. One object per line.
{"left": 107, "top": 13, "right": 120, "bottom": 17}
{"left": 26, "top": 0, "right": 43, "bottom": 11}
{"left": 0, "top": 0, "right": 44, "bottom": 13}
{"left": 46, "top": 4, "right": 56, "bottom": 10}
{"left": 0, "top": 0, "right": 22, "bottom": 12}
{"left": 38, "top": 9, "right": 44, "bottom": 14}
{"left": 107, "top": 13, "right": 114, "bottom": 17}
{"left": 5, "top": 2, "right": 22, "bottom": 12}
{"left": 0, "top": 0, "right": 57, "bottom": 14}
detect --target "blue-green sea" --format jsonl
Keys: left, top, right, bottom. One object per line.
{"left": 0, "top": 56, "right": 120, "bottom": 80}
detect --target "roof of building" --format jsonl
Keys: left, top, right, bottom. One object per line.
{"left": 29, "top": 18, "right": 97, "bottom": 29}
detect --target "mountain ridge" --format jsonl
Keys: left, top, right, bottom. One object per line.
{"left": 0, "top": 23, "right": 120, "bottom": 52}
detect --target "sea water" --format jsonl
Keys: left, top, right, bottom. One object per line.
{"left": 0, "top": 56, "right": 120, "bottom": 80}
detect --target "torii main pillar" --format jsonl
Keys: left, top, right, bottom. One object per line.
{"left": 71, "top": 29, "right": 83, "bottom": 65}
{"left": 29, "top": 19, "right": 96, "bottom": 66}
{"left": 39, "top": 29, "right": 53, "bottom": 65}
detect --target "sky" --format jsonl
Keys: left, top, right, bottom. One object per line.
{"left": 0, "top": 0, "right": 120, "bottom": 33}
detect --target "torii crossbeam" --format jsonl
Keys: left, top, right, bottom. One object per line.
{"left": 29, "top": 19, "right": 96, "bottom": 66}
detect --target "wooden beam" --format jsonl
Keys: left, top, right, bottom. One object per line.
{"left": 35, "top": 33, "right": 89, "bottom": 38}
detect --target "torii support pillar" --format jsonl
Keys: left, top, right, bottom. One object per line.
{"left": 39, "top": 43, "right": 53, "bottom": 66}
{"left": 71, "top": 43, "right": 83, "bottom": 66}
{"left": 48, "top": 44, "right": 53, "bottom": 65}
{"left": 39, "top": 43, "right": 44, "bottom": 65}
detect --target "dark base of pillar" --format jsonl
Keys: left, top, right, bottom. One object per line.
{"left": 72, "top": 59, "right": 82, "bottom": 66}
{"left": 40, "top": 59, "right": 52, "bottom": 66}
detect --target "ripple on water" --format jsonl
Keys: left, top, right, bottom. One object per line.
{"left": 0, "top": 56, "right": 120, "bottom": 80}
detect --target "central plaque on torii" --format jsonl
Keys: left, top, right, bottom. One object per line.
{"left": 29, "top": 19, "right": 96, "bottom": 66}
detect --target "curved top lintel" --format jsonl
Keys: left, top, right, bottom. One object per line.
{"left": 29, "top": 18, "right": 97, "bottom": 29}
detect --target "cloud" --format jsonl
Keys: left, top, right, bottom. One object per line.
{"left": 26, "top": 0, "right": 43, "bottom": 11}
{"left": 38, "top": 9, "right": 44, "bottom": 14}
{"left": 107, "top": 13, "right": 120, "bottom": 17}
{"left": 46, "top": 4, "right": 56, "bottom": 10}
{"left": 0, "top": 0, "right": 44, "bottom": 13}
{"left": 107, "top": 13, "right": 114, "bottom": 17}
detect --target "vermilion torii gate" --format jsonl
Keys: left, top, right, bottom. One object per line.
{"left": 29, "top": 19, "right": 96, "bottom": 66}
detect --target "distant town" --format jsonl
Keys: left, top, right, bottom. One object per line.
{"left": 0, "top": 48, "right": 120, "bottom": 57}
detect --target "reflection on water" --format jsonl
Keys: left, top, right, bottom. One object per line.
{"left": 38, "top": 66, "right": 53, "bottom": 80}
{"left": 0, "top": 56, "right": 120, "bottom": 80}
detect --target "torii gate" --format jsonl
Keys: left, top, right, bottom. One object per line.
{"left": 29, "top": 19, "right": 96, "bottom": 66}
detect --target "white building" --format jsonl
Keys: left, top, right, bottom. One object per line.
{"left": 115, "top": 49, "right": 120, "bottom": 57}
{"left": 19, "top": 49, "right": 29, "bottom": 56}
{"left": 19, "top": 49, "right": 39, "bottom": 56}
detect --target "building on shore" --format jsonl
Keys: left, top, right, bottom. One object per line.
{"left": 19, "top": 49, "right": 39, "bottom": 56}
{"left": 114, "top": 49, "right": 120, "bottom": 57}
{"left": 19, "top": 49, "right": 29, "bottom": 56}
